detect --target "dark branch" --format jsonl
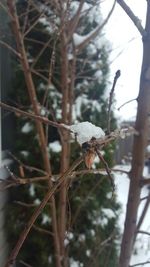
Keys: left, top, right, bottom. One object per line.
{"left": 117, "top": 0, "right": 146, "bottom": 37}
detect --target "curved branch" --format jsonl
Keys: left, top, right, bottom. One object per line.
{"left": 75, "top": 0, "right": 116, "bottom": 52}
{"left": 117, "top": 0, "right": 146, "bottom": 37}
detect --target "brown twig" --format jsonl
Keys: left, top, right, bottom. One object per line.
{"left": 18, "top": 260, "right": 33, "bottom": 267}
{"left": 107, "top": 70, "right": 121, "bottom": 134}
{"left": 95, "top": 148, "right": 115, "bottom": 195}
{"left": 141, "top": 178, "right": 150, "bottom": 186}
{"left": 6, "top": 1, "right": 61, "bottom": 265}
{"left": 32, "top": 224, "right": 53, "bottom": 236}
{"left": 0, "top": 101, "right": 71, "bottom": 131}
{"left": 4, "top": 156, "right": 83, "bottom": 267}
{"left": 0, "top": 40, "right": 21, "bottom": 58}
{"left": 117, "top": 98, "right": 137, "bottom": 111}
{"left": 137, "top": 230, "right": 150, "bottom": 236}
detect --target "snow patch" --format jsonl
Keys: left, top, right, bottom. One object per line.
{"left": 49, "top": 141, "right": 62, "bottom": 153}
{"left": 21, "top": 122, "right": 33, "bottom": 133}
{"left": 42, "top": 214, "right": 51, "bottom": 224}
{"left": 68, "top": 121, "right": 105, "bottom": 145}
{"left": 146, "top": 145, "right": 150, "bottom": 153}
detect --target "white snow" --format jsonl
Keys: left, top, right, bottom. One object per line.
{"left": 49, "top": 141, "right": 62, "bottom": 153}
{"left": 114, "top": 164, "right": 150, "bottom": 265}
{"left": 87, "top": 43, "right": 97, "bottom": 55}
{"left": 21, "top": 122, "right": 33, "bottom": 133}
{"left": 68, "top": 121, "right": 105, "bottom": 145}
{"left": 102, "top": 208, "right": 116, "bottom": 219}
{"left": 20, "top": 151, "right": 29, "bottom": 157}
{"left": 146, "top": 145, "right": 150, "bottom": 153}
{"left": 42, "top": 214, "right": 51, "bottom": 224}
{"left": 29, "top": 184, "right": 35, "bottom": 197}
{"left": 94, "top": 70, "right": 103, "bottom": 83}
{"left": 73, "top": 33, "right": 88, "bottom": 46}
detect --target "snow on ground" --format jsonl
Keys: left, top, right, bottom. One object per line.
{"left": 114, "top": 164, "right": 150, "bottom": 265}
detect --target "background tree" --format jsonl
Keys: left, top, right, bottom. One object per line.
{"left": 0, "top": 1, "right": 122, "bottom": 267}
{"left": 116, "top": 1, "right": 150, "bottom": 267}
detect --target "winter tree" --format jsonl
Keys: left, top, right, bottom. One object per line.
{"left": 0, "top": 1, "right": 121, "bottom": 267}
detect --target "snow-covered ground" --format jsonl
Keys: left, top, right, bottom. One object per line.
{"left": 114, "top": 165, "right": 150, "bottom": 265}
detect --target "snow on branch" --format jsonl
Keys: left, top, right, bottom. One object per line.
{"left": 73, "top": 0, "right": 116, "bottom": 52}
{"left": 0, "top": 101, "right": 138, "bottom": 146}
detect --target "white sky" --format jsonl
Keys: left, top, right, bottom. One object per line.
{"left": 101, "top": 0, "right": 147, "bottom": 120}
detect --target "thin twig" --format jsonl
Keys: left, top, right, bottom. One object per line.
{"left": 18, "top": 260, "right": 33, "bottom": 267}
{"left": 0, "top": 101, "right": 71, "bottom": 132}
{"left": 32, "top": 224, "right": 53, "bottom": 236}
{"left": 107, "top": 70, "right": 121, "bottom": 134}
{"left": 129, "top": 261, "right": 150, "bottom": 267}
{"left": 95, "top": 148, "right": 115, "bottom": 195}
{"left": 0, "top": 40, "right": 21, "bottom": 58}
{"left": 134, "top": 191, "right": 150, "bottom": 243}
{"left": 137, "top": 230, "right": 150, "bottom": 236}
{"left": 141, "top": 178, "right": 150, "bottom": 186}
{"left": 4, "top": 156, "right": 83, "bottom": 267}
{"left": 14, "top": 201, "right": 40, "bottom": 208}
{"left": 117, "top": 98, "right": 137, "bottom": 111}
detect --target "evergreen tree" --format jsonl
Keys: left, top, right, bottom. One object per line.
{"left": 6, "top": 1, "right": 120, "bottom": 266}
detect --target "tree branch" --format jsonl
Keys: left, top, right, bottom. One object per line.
{"left": 117, "top": 0, "right": 146, "bottom": 37}
{"left": 0, "top": 40, "right": 21, "bottom": 58}
{"left": 137, "top": 230, "right": 150, "bottom": 236}
{"left": 130, "top": 261, "right": 150, "bottom": 267}
{"left": 4, "top": 156, "right": 83, "bottom": 267}
{"left": 107, "top": 70, "right": 121, "bottom": 134}
{"left": 67, "top": 0, "right": 85, "bottom": 42}
{"left": 0, "top": 101, "right": 71, "bottom": 131}
{"left": 75, "top": 0, "right": 116, "bottom": 52}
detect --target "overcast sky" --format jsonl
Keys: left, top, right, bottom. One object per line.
{"left": 101, "top": 0, "right": 147, "bottom": 121}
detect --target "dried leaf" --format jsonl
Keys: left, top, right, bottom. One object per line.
{"left": 84, "top": 151, "right": 96, "bottom": 169}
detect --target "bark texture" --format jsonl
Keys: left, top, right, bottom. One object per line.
{"left": 119, "top": 2, "right": 150, "bottom": 266}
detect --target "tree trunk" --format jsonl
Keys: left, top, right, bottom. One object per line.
{"left": 119, "top": 2, "right": 150, "bottom": 266}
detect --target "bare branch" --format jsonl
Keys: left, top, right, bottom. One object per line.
{"left": 4, "top": 156, "right": 83, "bottom": 267}
{"left": 118, "top": 98, "right": 137, "bottom": 111}
{"left": 67, "top": 0, "right": 85, "bottom": 41}
{"left": 117, "top": 0, "right": 146, "bottom": 37}
{"left": 75, "top": 0, "right": 116, "bottom": 52}
{"left": 141, "top": 178, "right": 150, "bottom": 186}
{"left": 18, "top": 260, "right": 33, "bottom": 267}
{"left": 135, "top": 191, "right": 150, "bottom": 241}
{"left": 137, "top": 230, "right": 150, "bottom": 236}
{"left": 107, "top": 70, "right": 121, "bottom": 134}
{"left": 95, "top": 148, "right": 115, "bottom": 195}
{"left": 32, "top": 224, "right": 53, "bottom": 236}
{"left": 0, "top": 175, "right": 49, "bottom": 191}
{"left": 130, "top": 260, "right": 150, "bottom": 267}
{"left": 0, "top": 101, "right": 71, "bottom": 132}
{"left": 0, "top": 40, "right": 21, "bottom": 58}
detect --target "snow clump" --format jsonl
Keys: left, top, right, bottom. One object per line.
{"left": 69, "top": 121, "right": 105, "bottom": 145}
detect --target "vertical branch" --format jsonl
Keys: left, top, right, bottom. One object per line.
{"left": 59, "top": 19, "right": 70, "bottom": 262}
{"left": 107, "top": 70, "right": 121, "bottom": 134}
{"left": 119, "top": 1, "right": 150, "bottom": 266}
{"left": 6, "top": 1, "right": 61, "bottom": 267}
